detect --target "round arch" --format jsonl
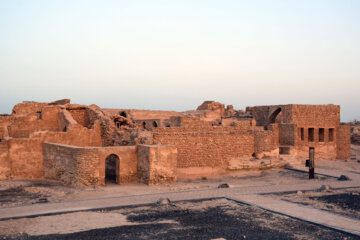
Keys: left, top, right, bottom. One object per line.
{"left": 268, "top": 108, "right": 282, "bottom": 124}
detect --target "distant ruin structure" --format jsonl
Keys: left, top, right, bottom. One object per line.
{"left": 0, "top": 99, "right": 350, "bottom": 186}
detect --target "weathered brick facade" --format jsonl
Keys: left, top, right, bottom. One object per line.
{"left": 0, "top": 100, "right": 351, "bottom": 186}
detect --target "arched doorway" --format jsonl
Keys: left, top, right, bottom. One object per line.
{"left": 105, "top": 154, "right": 119, "bottom": 184}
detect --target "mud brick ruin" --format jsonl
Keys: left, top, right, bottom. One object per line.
{"left": 0, "top": 99, "right": 350, "bottom": 186}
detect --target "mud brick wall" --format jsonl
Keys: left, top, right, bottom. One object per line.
{"left": 268, "top": 124, "right": 279, "bottom": 146}
{"left": 137, "top": 145, "right": 177, "bottom": 185}
{"left": 169, "top": 116, "right": 213, "bottom": 128}
{"left": 97, "top": 146, "right": 137, "bottom": 184}
{"left": 43, "top": 143, "right": 100, "bottom": 186}
{"left": 279, "top": 124, "right": 296, "bottom": 146}
{"left": 0, "top": 141, "right": 10, "bottom": 180}
{"left": 43, "top": 143, "right": 78, "bottom": 184}
{"left": 336, "top": 125, "right": 351, "bottom": 160}
{"left": 30, "top": 122, "right": 102, "bottom": 147}
{"left": 43, "top": 143, "right": 137, "bottom": 186}
{"left": 254, "top": 131, "right": 276, "bottom": 154}
{"left": 8, "top": 139, "right": 43, "bottom": 179}
{"left": 291, "top": 105, "right": 340, "bottom": 127}
{"left": 8, "top": 106, "right": 60, "bottom": 138}
{"left": 12, "top": 102, "right": 48, "bottom": 115}
{"left": 68, "top": 109, "right": 86, "bottom": 127}
{"left": 153, "top": 127, "right": 254, "bottom": 169}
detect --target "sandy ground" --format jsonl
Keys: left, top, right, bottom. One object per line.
{"left": 2, "top": 148, "right": 359, "bottom": 208}
{"left": 0, "top": 168, "right": 335, "bottom": 208}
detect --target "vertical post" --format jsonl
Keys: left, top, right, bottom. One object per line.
{"left": 309, "top": 147, "right": 315, "bottom": 179}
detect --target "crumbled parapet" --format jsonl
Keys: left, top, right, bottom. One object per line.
{"left": 49, "top": 99, "right": 71, "bottom": 105}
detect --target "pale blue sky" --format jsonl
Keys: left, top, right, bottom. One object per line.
{"left": 0, "top": 0, "right": 359, "bottom": 121}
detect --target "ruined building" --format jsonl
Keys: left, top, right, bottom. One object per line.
{"left": 0, "top": 99, "right": 350, "bottom": 186}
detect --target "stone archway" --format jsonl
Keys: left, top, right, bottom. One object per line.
{"left": 105, "top": 154, "right": 119, "bottom": 184}
{"left": 265, "top": 107, "right": 282, "bottom": 130}
{"left": 268, "top": 108, "right": 282, "bottom": 124}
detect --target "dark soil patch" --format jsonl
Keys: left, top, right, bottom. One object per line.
{"left": 310, "top": 192, "right": 360, "bottom": 211}
{"left": 268, "top": 188, "right": 360, "bottom": 220}
{"left": 0, "top": 187, "right": 42, "bottom": 204}
{"left": 279, "top": 170, "right": 329, "bottom": 180}
{"left": 2, "top": 199, "right": 358, "bottom": 240}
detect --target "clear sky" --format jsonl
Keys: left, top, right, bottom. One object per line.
{"left": 0, "top": 0, "right": 359, "bottom": 121}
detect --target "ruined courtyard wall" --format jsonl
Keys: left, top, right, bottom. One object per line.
{"left": 0, "top": 141, "right": 10, "bottom": 180}
{"left": 8, "top": 139, "right": 43, "bottom": 179}
{"left": 336, "top": 125, "right": 351, "bottom": 160}
{"left": 43, "top": 143, "right": 137, "bottom": 186}
{"left": 153, "top": 127, "right": 254, "bottom": 171}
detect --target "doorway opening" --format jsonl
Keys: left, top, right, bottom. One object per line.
{"left": 105, "top": 154, "right": 119, "bottom": 184}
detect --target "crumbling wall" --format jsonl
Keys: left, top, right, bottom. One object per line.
{"left": 336, "top": 125, "right": 351, "bottom": 160}
{"left": 8, "top": 106, "right": 60, "bottom": 138}
{"left": 137, "top": 145, "right": 177, "bottom": 185}
{"left": 102, "top": 109, "right": 182, "bottom": 120}
{"left": 8, "top": 139, "right": 43, "bottom": 179}
{"left": 12, "top": 102, "right": 48, "bottom": 115}
{"left": 0, "top": 141, "right": 10, "bottom": 180}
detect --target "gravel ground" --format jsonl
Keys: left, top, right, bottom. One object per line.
{"left": 0, "top": 198, "right": 358, "bottom": 240}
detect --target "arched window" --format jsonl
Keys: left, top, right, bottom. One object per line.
{"left": 153, "top": 121, "right": 158, "bottom": 128}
